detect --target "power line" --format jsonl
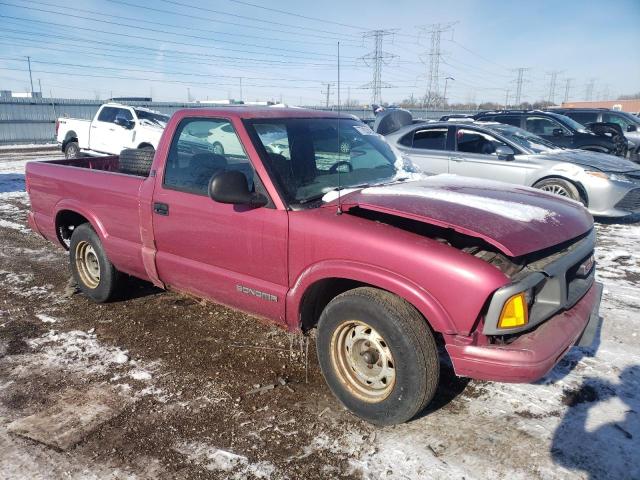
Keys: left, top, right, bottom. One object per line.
{"left": 223, "top": 0, "right": 367, "bottom": 31}
{"left": 360, "top": 30, "right": 397, "bottom": 105}
{"left": 585, "top": 78, "right": 596, "bottom": 101}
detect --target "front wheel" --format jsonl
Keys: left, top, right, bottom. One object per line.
{"left": 533, "top": 178, "right": 582, "bottom": 203}
{"left": 69, "top": 223, "right": 122, "bottom": 302}
{"left": 316, "top": 287, "right": 439, "bottom": 425}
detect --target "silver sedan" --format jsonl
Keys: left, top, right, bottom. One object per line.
{"left": 385, "top": 121, "right": 640, "bottom": 217}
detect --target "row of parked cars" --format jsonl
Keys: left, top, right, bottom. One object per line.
{"left": 375, "top": 107, "right": 640, "bottom": 218}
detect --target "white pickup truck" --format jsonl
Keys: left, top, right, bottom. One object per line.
{"left": 56, "top": 103, "right": 169, "bottom": 158}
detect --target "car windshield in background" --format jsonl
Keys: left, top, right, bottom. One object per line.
{"left": 486, "top": 124, "right": 558, "bottom": 153}
{"left": 135, "top": 109, "right": 170, "bottom": 127}
{"left": 550, "top": 113, "right": 589, "bottom": 133}
{"left": 246, "top": 118, "right": 401, "bottom": 205}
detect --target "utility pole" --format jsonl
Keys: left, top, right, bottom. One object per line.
{"left": 512, "top": 67, "right": 530, "bottom": 106}
{"left": 504, "top": 89, "right": 510, "bottom": 109}
{"left": 38, "top": 78, "right": 42, "bottom": 96}
{"left": 26, "top": 56, "right": 34, "bottom": 95}
{"left": 187, "top": 87, "right": 191, "bottom": 102}
{"left": 418, "top": 22, "right": 457, "bottom": 111}
{"left": 563, "top": 78, "right": 573, "bottom": 103}
{"left": 321, "top": 82, "right": 334, "bottom": 108}
{"left": 442, "top": 76, "right": 454, "bottom": 109}
{"left": 585, "top": 78, "right": 595, "bottom": 101}
{"left": 239, "top": 77, "right": 243, "bottom": 102}
{"left": 546, "top": 70, "right": 562, "bottom": 104}
{"left": 360, "top": 29, "right": 397, "bottom": 105}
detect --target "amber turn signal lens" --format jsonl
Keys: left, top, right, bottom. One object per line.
{"left": 498, "top": 292, "right": 529, "bottom": 329}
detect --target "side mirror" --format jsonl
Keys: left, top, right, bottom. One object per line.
{"left": 115, "top": 116, "right": 133, "bottom": 129}
{"left": 552, "top": 128, "right": 564, "bottom": 137}
{"left": 495, "top": 145, "right": 516, "bottom": 160}
{"left": 208, "top": 170, "right": 267, "bottom": 207}
{"left": 627, "top": 124, "right": 638, "bottom": 132}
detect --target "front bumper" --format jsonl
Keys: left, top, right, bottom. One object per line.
{"left": 446, "top": 282, "right": 603, "bottom": 383}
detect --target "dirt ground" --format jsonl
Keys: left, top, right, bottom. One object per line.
{"left": 0, "top": 149, "right": 639, "bottom": 479}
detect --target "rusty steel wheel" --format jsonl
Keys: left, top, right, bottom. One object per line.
{"left": 74, "top": 240, "right": 101, "bottom": 289}
{"left": 69, "top": 224, "right": 122, "bottom": 303}
{"left": 330, "top": 320, "right": 396, "bottom": 402}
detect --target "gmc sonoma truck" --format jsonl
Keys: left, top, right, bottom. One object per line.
{"left": 26, "top": 108, "right": 603, "bottom": 425}
{"left": 56, "top": 103, "right": 169, "bottom": 159}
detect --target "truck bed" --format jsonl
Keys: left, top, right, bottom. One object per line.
{"left": 41, "top": 155, "right": 144, "bottom": 176}
{"left": 26, "top": 155, "right": 152, "bottom": 281}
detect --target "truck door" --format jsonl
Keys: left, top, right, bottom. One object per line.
{"left": 92, "top": 106, "right": 134, "bottom": 154}
{"left": 150, "top": 117, "right": 289, "bottom": 323}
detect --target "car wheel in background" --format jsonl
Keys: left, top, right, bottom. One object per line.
{"left": 533, "top": 178, "right": 582, "bottom": 203}
{"left": 64, "top": 141, "right": 80, "bottom": 159}
{"left": 69, "top": 223, "right": 123, "bottom": 303}
{"left": 316, "top": 287, "right": 440, "bottom": 425}
{"left": 119, "top": 148, "right": 155, "bottom": 176}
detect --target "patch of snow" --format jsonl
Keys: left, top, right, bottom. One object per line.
{"left": 129, "top": 370, "right": 152, "bottom": 381}
{"left": 0, "top": 219, "right": 30, "bottom": 233}
{"left": 174, "top": 441, "right": 276, "bottom": 479}
{"left": 362, "top": 183, "right": 559, "bottom": 223}
{"left": 36, "top": 314, "right": 57, "bottom": 324}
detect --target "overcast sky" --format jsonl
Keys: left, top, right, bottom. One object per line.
{"left": 0, "top": 0, "right": 638, "bottom": 105}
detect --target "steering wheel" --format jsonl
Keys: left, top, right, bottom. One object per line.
{"left": 329, "top": 161, "right": 353, "bottom": 173}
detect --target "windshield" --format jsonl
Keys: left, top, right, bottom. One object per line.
{"left": 549, "top": 112, "right": 589, "bottom": 133}
{"left": 246, "top": 118, "right": 404, "bottom": 205}
{"left": 135, "top": 108, "right": 170, "bottom": 127}
{"left": 486, "top": 124, "right": 559, "bottom": 153}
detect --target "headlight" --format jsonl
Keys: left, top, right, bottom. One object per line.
{"left": 497, "top": 292, "right": 529, "bottom": 329}
{"left": 585, "top": 171, "right": 630, "bottom": 183}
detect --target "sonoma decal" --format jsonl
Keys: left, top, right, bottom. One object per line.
{"left": 236, "top": 285, "right": 278, "bottom": 302}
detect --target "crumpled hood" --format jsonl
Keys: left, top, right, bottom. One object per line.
{"left": 536, "top": 149, "right": 639, "bottom": 173}
{"left": 338, "top": 175, "right": 593, "bottom": 257}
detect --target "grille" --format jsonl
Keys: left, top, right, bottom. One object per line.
{"left": 615, "top": 188, "right": 640, "bottom": 211}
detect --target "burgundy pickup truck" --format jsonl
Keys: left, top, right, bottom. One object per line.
{"left": 26, "top": 108, "right": 602, "bottom": 425}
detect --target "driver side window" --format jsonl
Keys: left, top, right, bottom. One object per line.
{"left": 456, "top": 128, "right": 507, "bottom": 155}
{"left": 525, "top": 116, "right": 566, "bottom": 136}
{"left": 164, "top": 118, "right": 254, "bottom": 196}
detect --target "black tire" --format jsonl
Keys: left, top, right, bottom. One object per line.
{"left": 533, "top": 177, "right": 581, "bottom": 203}
{"left": 69, "top": 223, "right": 122, "bottom": 303}
{"left": 119, "top": 148, "right": 154, "bottom": 176}
{"left": 212, "top": 142, "right": 224, "bottom": 155}
{"left": 316, "top": 287, "right": 439, "bottom": 425}
{"left": 64, "top": 141, "right": 80, "bottom": 159}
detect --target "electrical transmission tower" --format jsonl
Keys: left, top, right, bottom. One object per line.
{"left": 585, "top": 78, "right": 596, "bottom": 101}
{"left": 512, "top": 67, "right": 530, "bottom": 106}
{"left": 546, "top": 70, "right": 562, "bottom": 104}
{"left": 360, "top": 30, "right": 397, "bottom": 105}
{"left": 563, "top": 78, "right": 573, "bottom": 103}
{"left": 418, "top": 22, "right": 457, "bottom": 110}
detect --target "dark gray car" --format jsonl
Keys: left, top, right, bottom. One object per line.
{"left": 385, "top": 121, "right": 640, "bottom": 217}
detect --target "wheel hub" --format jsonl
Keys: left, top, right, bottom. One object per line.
{"left": 75, "top": 240, "right": 101, "bottom": 289}
{"left": 330, "top": 320, "right": 396, "bottom": 403}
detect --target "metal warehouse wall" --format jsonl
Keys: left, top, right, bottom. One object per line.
{"left": 0, "top": 98, "right": 475, "bottom": 145}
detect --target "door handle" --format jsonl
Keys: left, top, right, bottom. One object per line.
{"left": 450, "top": 156, "right": 463, "bottom": 162}
{"left": 91, "top": 125, "right": 97, "bottom": 129}
{"left": 153, "top": 202, "right": 169, "bottom": 215}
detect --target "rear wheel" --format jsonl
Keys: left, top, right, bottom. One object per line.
{"left": 533, "top": 178, "right": 581, "bottom": 203}
{"left": 64, "top": 141, "right": 80, "bottom": 159}
{"left": 316, "top": 287, "right": 439, "bottom": 425}
{"left": 69, "top": 224, "right": 122, "bottom": 303}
